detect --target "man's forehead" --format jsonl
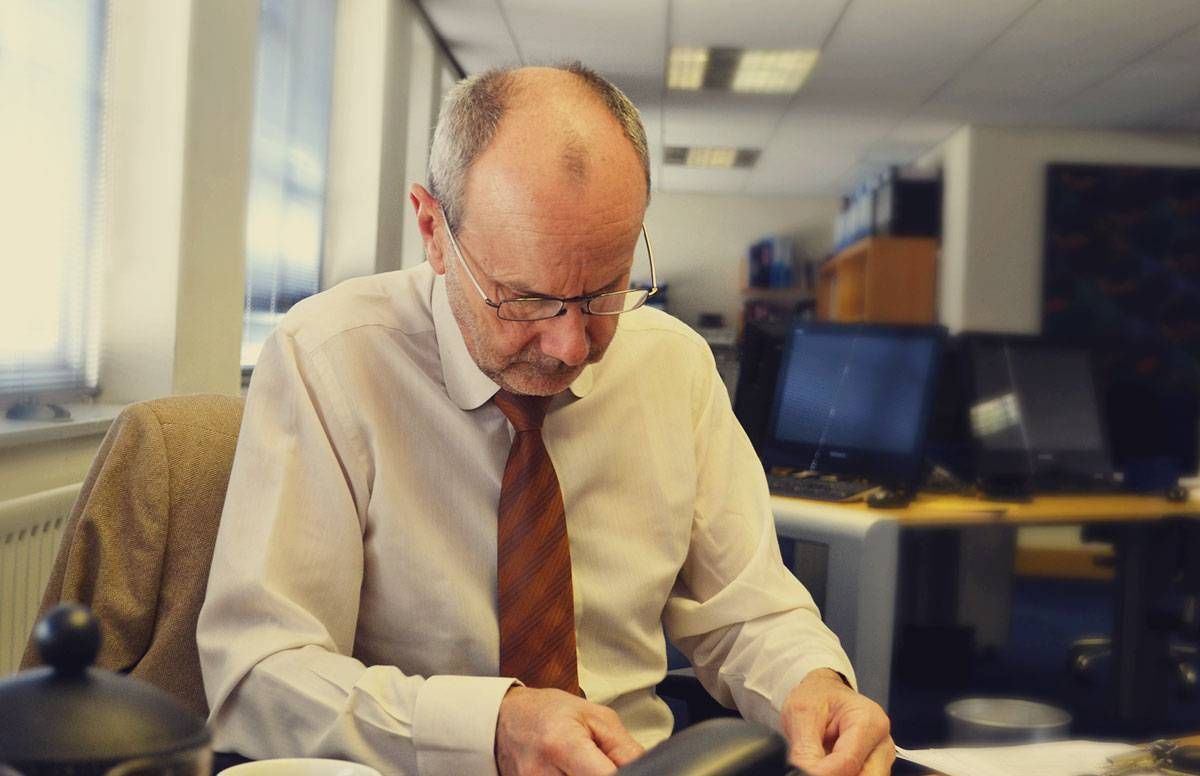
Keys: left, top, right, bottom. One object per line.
{"left": 461, "top": 215, "right": 641, "bottom": 296}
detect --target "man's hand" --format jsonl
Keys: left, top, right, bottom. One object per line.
{"left": 495, "top": 686, "right": 645, "bottom": 776}
{"left": 781, "top": 668, "right": 894, "bottom": 776}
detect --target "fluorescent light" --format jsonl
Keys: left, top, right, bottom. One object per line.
{"left": 664, "top": 146, "right": 761, "bottom": 169}
{"left": 731, "top": 49, "right": 819, "bottom": 94}
{"left": 686, "top": 147, "right": 737, "bottom": 168}
{"left": 667, "top": 47, "right": 709, "bottom": 90}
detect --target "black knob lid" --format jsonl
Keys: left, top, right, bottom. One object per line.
{"left": 36, "top": 602, "right": 100, "bottom": 675}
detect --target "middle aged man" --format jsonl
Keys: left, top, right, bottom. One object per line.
{"left": 198, "top": 63, "right": 893, "bottom": 776}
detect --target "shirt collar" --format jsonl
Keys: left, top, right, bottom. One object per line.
{"left": 431, "top": 271, "right": 595, "bottom": 411}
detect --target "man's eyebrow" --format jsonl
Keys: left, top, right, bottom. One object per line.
{"left": 506, "top": 270, "right": 627, "bottom": 299}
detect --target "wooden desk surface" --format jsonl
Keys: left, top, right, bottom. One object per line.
{"left": 772, "top": 491, "right": 1200, "bottom": 528}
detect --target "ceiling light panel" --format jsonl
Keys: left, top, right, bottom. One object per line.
{"left": 667, "top": 47, "right": 820, "bottom": 94}
{"left": 731, "top": 49, "right": 820, "bottom": 94}
{"left": 664, "top": 146, "right": 760, "bottom": 169}
{"left": 668, "top": 46, "right": 709, "bottom": 90}
{"left": 687, "top": 147, "right": 737, "bottom": 167}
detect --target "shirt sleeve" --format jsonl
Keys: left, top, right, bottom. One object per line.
{"left": 196, "top": 328, "right": 514, "bottom": 776}
{"left": 661, "top": 344, "right": 857, "bottom": 730}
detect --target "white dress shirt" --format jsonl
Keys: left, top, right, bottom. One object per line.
{"left": 197, "top": 262, "right": 854, "bottom": 776}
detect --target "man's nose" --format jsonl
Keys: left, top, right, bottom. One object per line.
{"left": 537, "top": 304, "right": 591, "bottom": 366}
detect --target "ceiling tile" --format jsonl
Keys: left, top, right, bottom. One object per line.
{"left": 420, "top": 0, "right": 518, "bottom": 74}
{"left": 500, "top": 0, "right": 667, "bottom": 78}
{"left": 669, "top": 0, "right": 849, "bottom": 50}
{"left": 800, "top": 0, "right": 1034, "bottom": 106}
{"left": 1055, "top": 22, "right": 1200, "bottom": 127}
{"left": 746, "top": 106, "right": 896, "bottom": 195}
{"left": 938, "top": 0, "right": 1200, "bottom": 105}
{"left": 662, "top": 90, "right": 787, "bottom": 147}
{"left": 657, "top": 166, "right": 754, "bottom": 193}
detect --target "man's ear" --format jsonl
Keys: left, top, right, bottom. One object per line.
{"left": 410, "top": 183, "right": 447, "bottom": 275}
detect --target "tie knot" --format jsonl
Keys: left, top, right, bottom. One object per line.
{"left": 494, "top": 390, "right": 551, "bottom": 432}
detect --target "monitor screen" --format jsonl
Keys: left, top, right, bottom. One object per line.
{"left": 762, "top": 323, "right": 944, "bottom": 487}
{"left": 966, "top": 337, "right": 1112, "bottom": 484}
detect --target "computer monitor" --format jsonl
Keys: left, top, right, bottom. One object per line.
{"left": 732, "top": 319, "right": 790, "bottom": 456}
{"left": 761, "top": 322, "right": 945, "bottom": 489}
{"left": 964, "top": 336, "right": 1113, "bottom": 493}
{"left": 923, "top": 335, "right": 974, "bottom": 482}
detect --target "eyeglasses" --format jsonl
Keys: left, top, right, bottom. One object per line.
{"left": 440, "top": 207, "right": 658, "bottom": 322}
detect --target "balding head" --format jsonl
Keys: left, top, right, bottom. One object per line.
{"left": 429, "top": 63, "right": 650, "bottom": 232}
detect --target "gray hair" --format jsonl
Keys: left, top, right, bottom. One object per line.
{"left": 428, "top": 62, "right": 651, "bottom": 232}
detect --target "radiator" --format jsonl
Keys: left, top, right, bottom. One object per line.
{"left": 0, "top": 482, "right": 80, "bottom": 676}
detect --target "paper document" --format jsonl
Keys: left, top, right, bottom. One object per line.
{"left": 896, "top": 739, "right": 1136, "bottom": 776}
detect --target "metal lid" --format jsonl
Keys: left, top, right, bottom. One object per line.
{"left": 0, "top": 604, "right": 210, "bottom": 766}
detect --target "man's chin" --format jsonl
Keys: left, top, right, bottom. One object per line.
{"left": 500, "top": 364, "right": 584, "bottom": 396}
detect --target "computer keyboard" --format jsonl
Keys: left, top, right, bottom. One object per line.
{"left": 766, "top": 473, "right": 875, "bottom": 502}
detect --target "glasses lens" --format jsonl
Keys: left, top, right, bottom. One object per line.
{"left": 588, "top": 290, "right": 648, "bottom": 315}
{"left": 497, "top": 299, "right": 564, "bottom": 321}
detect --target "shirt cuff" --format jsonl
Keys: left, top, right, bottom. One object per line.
{"left": 413, "top": 675, "right": 518, "bottom": 776}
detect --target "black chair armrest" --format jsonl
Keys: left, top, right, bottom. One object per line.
{"left": 616, "top": 717, "right": 791, "bottom": 776}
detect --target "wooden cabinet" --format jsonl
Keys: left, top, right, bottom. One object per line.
{"left": 816, "top": 237, "right": 937, "bottom": 323}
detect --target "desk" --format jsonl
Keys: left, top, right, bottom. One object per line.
{"left": 772, "top": 493, "right": 1200, "bottom": 728}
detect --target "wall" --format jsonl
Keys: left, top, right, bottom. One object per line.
{"left": 938, "top": 125, "right": 1200, "bottom": 333}
{"left": 0, "top": 436, "right": 103, "bottom": 502}
{"left": 643, "top": 192, "right": 840, "bottom": 330}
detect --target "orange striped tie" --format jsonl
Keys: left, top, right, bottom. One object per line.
{"left": 493, "top": 389, "right": 581, "bottom": 695}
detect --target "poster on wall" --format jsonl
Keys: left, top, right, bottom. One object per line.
{"left": 1042, "top": 163, "right": 1200, "bottom": 480}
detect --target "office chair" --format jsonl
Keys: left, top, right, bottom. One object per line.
{"left": 615, "top": 718, "right": 789, "bottom": 776}
{"left": 1068, "top": 519, "right": 1200, "bottom": 699}
{"left": 20, "top": 394, "right": 732, "bottom": 734}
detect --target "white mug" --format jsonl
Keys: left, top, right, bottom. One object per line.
{"left": 221, "top": 758, "right": 383, "bottom": 776}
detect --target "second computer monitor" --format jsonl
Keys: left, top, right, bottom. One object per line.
{"left": 761, "top": 322, "right": 945, "bottom": 489}
{"left": 965, "top": 336, "right": 1113, "bottom": 492}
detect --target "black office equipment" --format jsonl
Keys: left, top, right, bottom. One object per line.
{"left": 762, "top": 322, "right": 946, "bottom": 501}
{"left": 964, "top": 336, "right": 1115, "bottom": 498}
{"left": 1102, "top": 354, "right": 1199, "bottom": 493}
{"left": 872, "top": 171, "right": 941, "bottom": 239}
{"left": 732, "top": 319, "right": 790, "bottom": 457}
{"left": 764, "top": 472, "right": 872, "bottom": 502}
{"left": 923, "top": 335, "right": 974, "bottom": 485}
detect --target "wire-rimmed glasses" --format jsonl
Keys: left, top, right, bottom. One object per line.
{"left": 440, "top": 208, "right": 657, "bottom": 322}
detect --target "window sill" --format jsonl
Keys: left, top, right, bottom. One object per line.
{"left": 0, "top": 403, "right": 124, "bottom": 450}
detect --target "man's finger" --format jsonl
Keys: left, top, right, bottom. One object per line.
{"left": 586, "top": 709, "right": 646, "bottom": 767}
{"left": 786, "top": 705, "right": 833, "bottom": 766}
{"left": 803, "top": 755, "right": 855, "bottom": 776}
{"left": 826, "top": 718, "right": 875, "bottom": 764}
{"left": 860, "top": 737, "right": 896, "bottom": 776}
{"left": 794, "top": 725, "right": 892, "bottom": 776}
{"left": 551, "top": 735, "right": 620, "bottom": 776}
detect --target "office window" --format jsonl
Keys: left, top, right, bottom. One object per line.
{"left": 241, "top": 0, "right": 337, "bottom": 369}
{"left": 0, "top": 0, "right": 106, "bottom": 403}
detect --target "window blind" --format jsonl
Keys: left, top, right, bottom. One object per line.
{"left": 0, "top": 0, "right": 106, "bottom": 402}
{"left": 241, "top": 0, "right": 337, "bottom": 369}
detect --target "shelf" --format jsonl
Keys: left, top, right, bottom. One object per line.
{"left": 816, "top": 236, "right": 937, "bottom": 324}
